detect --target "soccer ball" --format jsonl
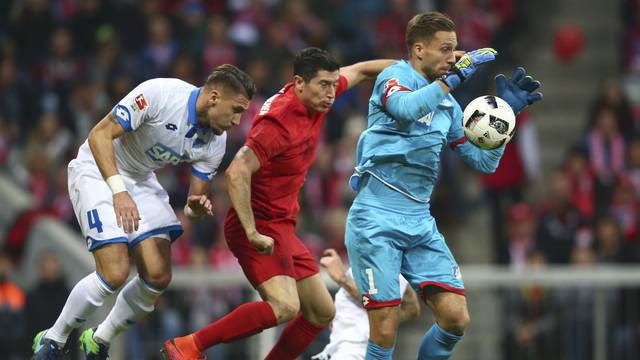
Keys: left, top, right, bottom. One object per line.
{"left": 462, "top": 95, "right": 516, "bottom": 150}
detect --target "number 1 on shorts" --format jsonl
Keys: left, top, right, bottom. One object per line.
{"left": 365, "top": 268, "right": 378, "bottom": 294}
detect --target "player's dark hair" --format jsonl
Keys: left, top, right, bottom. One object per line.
{"left": 406, "top": 12, "right": 456, "bottom": 53}
{"left": 293, "top": 47, "right": 340, "bottom": 82}
{"left": 205, "top": 64, "right": 256, "bottom": 99}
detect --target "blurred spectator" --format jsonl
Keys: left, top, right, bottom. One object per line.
{"left": 589, "top": 79, "right": 635, "bottom": 141}
{"left": 585, "top": 107, "right": 627, "bottom": 217}
{"left": 503, "top": 251, "right": 562, "bottom": 360}
{"left": 535, "top": 172, "right": 583, "bottom": 264}
{"left": 25, "top": 250, "right": 78, "bottom": 359}
{"left": 480, "top": 111, "right": 540, "bottom": 263}
{"left": 140, "top": 15, "right": 179, "bottom": 78}
{"left": 563, "top": 147, "right": 595, "bottom": 222}
{"left": 202, "top": 16, "right": 237, "bottom": 79}
{"left": 609, "top": 176, "right": 638, "bottom": 242}
{"left": 0, "top": 249, "right": 27, "bottom": 359}
{"left": 374, "top": 0, "right": 414, "bottom": 59}
{"left": 504, "top": 202, "right": 536, "bottom": 269}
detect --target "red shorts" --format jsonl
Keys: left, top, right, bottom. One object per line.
{"left": 224, "top": 212, "right": 319, "bottom": 288}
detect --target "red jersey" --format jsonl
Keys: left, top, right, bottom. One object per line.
{"left": 229, "top": 76, "right": 348, "bottom": 224}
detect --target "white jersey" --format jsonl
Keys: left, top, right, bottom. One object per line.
{"left": 68, "top": 78, "right": 226, "bottom": 251}
{"left": 73, "top": 78, "right": 226, "bottom": 181}
{"left": 315, "top": 269, "right": 409, "bottom": 359}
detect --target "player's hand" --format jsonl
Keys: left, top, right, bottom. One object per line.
{"left": 247, "top": 231, "right": 274, "bottom": 255}
{"left": 320, "top": 248, "right": 347, "bottom": 284}
{"left": 495, "top": 67, "right": 543, "bottom": 114}
{"left": 441, "top": 47, "right": 498, "bottom": 90}
{"left": 186, "top": 194, "right": 214, "bottom": 218}
{"left": 113, "top": 192, "right": 140, "bottom": 233}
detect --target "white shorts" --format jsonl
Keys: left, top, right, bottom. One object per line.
{"left": 313, "top": 343, "right": 366, "bottom": 360}
{"left": 68, "top": 160, "right": 183, "bottom": 252}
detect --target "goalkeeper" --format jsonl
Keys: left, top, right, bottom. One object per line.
{"left": 344, "top": 11, "right": 543, "bottom": 360}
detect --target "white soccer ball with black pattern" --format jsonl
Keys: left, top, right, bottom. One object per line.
{"left": 462, "top": 95, "right": 516, "bottom": 150}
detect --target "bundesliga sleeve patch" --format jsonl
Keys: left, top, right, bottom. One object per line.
{"left": 134, "top": 94, "right": 148, "bottom": 111}
{"left": 383, "top": 78, "right": 412, "bottom": 106}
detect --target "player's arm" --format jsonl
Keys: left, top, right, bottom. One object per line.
{"left": 225, "top": 146, "right": 274, "bottom": 255}
{"left": 399, "top": 287, "right": 420, "bottom": 323}
{"left": 184, "top": 175, "right": 214, "bottom": 220}
{"left": 320, "top": 249, "right": 360, "bottom": 300}
{"left": 88, "top": 113, "right": 140, "bottom": 233}
{"left": 340, "top": 59, "right": 396, "bottom": 90}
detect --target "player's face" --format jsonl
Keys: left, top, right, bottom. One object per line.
{"left": 414, "top": 31, "right": 458, "bottom": 81}
{"left": 205, "top": 89, "right": 250, "bottom": 135}
{"left": 294, "top": 70, "right": 341, "bottom": 114}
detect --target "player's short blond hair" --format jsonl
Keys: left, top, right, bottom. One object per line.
{"left": 406, "top": 12, "right": 456, "bottom": 54}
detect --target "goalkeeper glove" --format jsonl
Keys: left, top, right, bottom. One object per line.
{"left": 440, "top": 48, "right": 497, "bottom": 90}
{"left": 495, "top": 67, "right": 543, "bottom": 114}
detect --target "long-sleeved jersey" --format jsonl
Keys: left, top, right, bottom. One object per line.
{"left": 352, "top": 60, "right": 505, "bottom": 203}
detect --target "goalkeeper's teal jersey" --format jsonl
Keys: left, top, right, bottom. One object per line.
{"left": 352, "top": 60, "right": 505, "bottom": 203}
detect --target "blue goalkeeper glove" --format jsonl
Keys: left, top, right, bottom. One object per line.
{"left": 440, "top": 48, "right": 498, "bottom": 90}
{"left": 495, "top": 67, "right": 543, "bottom": 114}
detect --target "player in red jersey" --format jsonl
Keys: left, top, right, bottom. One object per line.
{"left": 161, "top": 48, "right": 394, "bottom": 360}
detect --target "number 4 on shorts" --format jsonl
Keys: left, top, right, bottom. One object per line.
{"left": 87, "top": 209, "right": 104, "bottom": 233}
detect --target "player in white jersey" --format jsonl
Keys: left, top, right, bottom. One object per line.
{"left": 32, "top": 64, "right": 256, "bottom": 360}
{"left": 313, "top": 249, "right": 420, "bottom": 360}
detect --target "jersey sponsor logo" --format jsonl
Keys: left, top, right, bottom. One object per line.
{"left": 145, "top": 143, "right": 188, "bottom": 165}
{"left": 134, "top": 94, "right": 148, "bottom": 110}
{"left": 165, "top": 123, "right": 177, "bottom": 131}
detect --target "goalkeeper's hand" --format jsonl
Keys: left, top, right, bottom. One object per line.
{"left": 495, "top": 67, "right": 543, "bottom": 115}
{"left": 440, "top": 48, "right": 498, "bottom": 90}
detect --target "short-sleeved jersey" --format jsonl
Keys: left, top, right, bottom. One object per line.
{"left": 74, "top": 78, "right": 226, "bottom": 181}
{"left": 352, "top": 60, "right": 503, "bottom": 203}
{"left": 322, "top": 269, "right": 409, "bottom": 356}
{"left": 229, "top": 76, "right": 348, "bottom": 222}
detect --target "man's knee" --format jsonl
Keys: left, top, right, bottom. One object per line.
{"left": 142, "top": 268, "right": 172, "bottom": 290}
{"left": 306, "top": 300, "right": 335, "bottom": 327}
{"left": 99, "top": 263, "right": 130, "bottom": 289}
{"left": 268, "top": 296, "right": 300, "bottom": 323}
{"left": 438, "top": 309, "right": 470, "bottom": 335}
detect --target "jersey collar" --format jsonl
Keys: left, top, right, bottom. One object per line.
{"left": 188, "top": 87, "right": 203, "bottom": 129}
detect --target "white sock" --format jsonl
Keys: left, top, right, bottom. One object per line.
{"left": 46, "top": 272, "right": 115, "bottom": 345}
{"left": 94, "top": 275, "right": 163, "bottom": 344}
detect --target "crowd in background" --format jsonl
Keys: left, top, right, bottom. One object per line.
{"left": 1, "top": 0, "right": 639, "bottom": 359}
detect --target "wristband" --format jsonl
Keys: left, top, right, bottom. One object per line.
{"left": 184, "top": 204, "right": 203, "bottom": 219}
{"left": 106, "top": 175, "right": 127, "bottom": 194}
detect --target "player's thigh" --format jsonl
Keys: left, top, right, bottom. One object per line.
{"left": 93, "top": 243, "right": 131, "bottom": 288}
{"left": 345, "top": 203, "right": 403, "bottom": 307}
{"left": 257, "top": 274, "right": 299, "bottom": 319}
{"left": 128, "top": 174, "right": 183, "bottom": 247}
{"left": 297, "top": 273, "right": 335, "bottom": 326}
{"left": 131, "top": 236, "right": 172, "bottom": 289}
{"left": 401, "top": 219, "right": 465, "bottom": 298}
{"left": 69, "top": 165, "right": 128, "bottom": 251}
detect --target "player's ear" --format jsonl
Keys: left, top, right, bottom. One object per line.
{"left": 412, "top": 43, "right": 423, "bottom": 60}
{"left": 293, "top": 75, "right": 305, "bottom": 92}
{"left": 208, "top": 88, "right": 220, "bottom": 105}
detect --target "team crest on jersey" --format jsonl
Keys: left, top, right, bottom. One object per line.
{"left": 134, "top": 94, "right": 148, "bottom": 111}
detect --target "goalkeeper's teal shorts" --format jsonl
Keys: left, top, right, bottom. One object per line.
{"left": 345, "top": 175, "right": 465, "bottom": 309}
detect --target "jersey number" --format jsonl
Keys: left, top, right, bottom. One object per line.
{"left": 87, "top": 209, "right": 104, "bottom": 233}
{"left": 365, "top": 268, "right": 378, "bottom": 295}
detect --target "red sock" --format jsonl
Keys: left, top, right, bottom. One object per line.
{"left": 193, "top": 301, "right": 277, "bottom": 350}
{"left": 264, "top": 314, "right": 325, "bottom": 360}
